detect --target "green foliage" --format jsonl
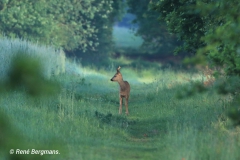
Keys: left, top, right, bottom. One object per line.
{"left": 89, "top": 0, "right": 126, "bottom": 55}
{"left": 150, "top": 0, "right": 205, "bottom": 53}
{"left": 0, "top": 52, "right": 63, "bottom": 159}
{"left": 127, "top": 0, "right": 181, "bottom": 55}
{"left": 228, "top": 107, "right": 240, "bottom": 126}
{"left": 192, "top": 0, "right": 240, "bottom": 125}
{"left": 151, "top": 0, "right": 240, "bottom": 75}
{"left": 6, "top": 54, "right": 60, "bottom": 96}
{"left": 216, "top": 77, "right": 240, "bottom": 126}
{"left": 176, "top": 81, "right": 207, "bottom": 99}
{"left": 1, "top": 14, "right": 240, "bottom": 158}
{"left": 48, "top": 0, "right": 122, "bottom": 52}
{"left": 183, "top": 52, "right": 207, "bottom": 66}
{"left": 151, "top": 0, "right": 240, "bottom": 126}
{"left": 196, "top": 0, "right": 240, "bottom": 76}
{"left": 0, "top": 0, "right": 125, "bottom": 53}
{"left": 0, "top": 38, "right": 238, "bottom": 157}
{"left": 0, "top": 0, "right": 55, "bottom": 45}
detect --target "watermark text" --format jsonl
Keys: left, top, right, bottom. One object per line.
{"left": 10, "top": 149, "right": 60, "bottom": 156}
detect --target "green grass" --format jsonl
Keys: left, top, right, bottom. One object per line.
{"left": 1, "top": 60, "right": 240, "bottom": 159}
{"left": 1, "top": 38, "right": 240, "bottom": 160}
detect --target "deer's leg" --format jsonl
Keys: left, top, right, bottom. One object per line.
{"left": 125, "top": 96, "right": 129, "bottom": 115}
{"left": 119, "top": 96, "right": 122, "bottom": 114}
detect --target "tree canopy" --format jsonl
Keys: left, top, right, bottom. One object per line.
{"left": 150, "top": 0, "right": 240, "bottom": 75}
{"left": 151, "top": 0, "right": 240, "bottom": 125}
{"left": 0, "top": 0, "right": 125, "bottom": 53}
{"left": 127, "top": 0, "right": 181, "bottom": 56}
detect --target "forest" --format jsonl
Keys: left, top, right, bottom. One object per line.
{"left": 0, "top": 0, "right": 240, "bottom": 159}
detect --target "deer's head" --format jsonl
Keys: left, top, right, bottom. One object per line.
{"left": 110, "top": 66, "right": 123, "bottom": 82}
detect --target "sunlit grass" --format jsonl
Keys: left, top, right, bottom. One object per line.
{"left": 109, "top": 55, "right": 133, "bottom": 65}
{"left": 1, "top": 62, "right": 240, "bottom": 159}
{"left": 1, "top": 37, "right": 240, "bottom": 160}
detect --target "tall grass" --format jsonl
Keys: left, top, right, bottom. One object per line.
{"left": 0, "top": 37, "right": 240, "bottom": 160}
{"left": 0, "top": 37, "right": 65, "bottom": 79}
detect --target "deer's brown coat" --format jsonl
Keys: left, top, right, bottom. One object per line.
{"left": 110, "top": 66, "right": 130, "bottom": 115}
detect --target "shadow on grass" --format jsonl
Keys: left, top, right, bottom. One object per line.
{"left": 94, "top": 110, "right": 171, "bottom": 139}
{"left": 127, "top": 117, "right": 170, "bottom": 139}
{"left": 94, "top": 111, "right": 137, "bottom": 129}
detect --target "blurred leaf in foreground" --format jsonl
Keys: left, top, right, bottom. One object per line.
{"left": 6, "top": 54, "right": 60, "bottom": 97}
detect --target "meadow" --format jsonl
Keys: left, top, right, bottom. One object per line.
{"left": 113, "top": 26, "right": 143, "bottom": 48}
{"left": 0, "top": 30, "right": 240, "bottom": 160}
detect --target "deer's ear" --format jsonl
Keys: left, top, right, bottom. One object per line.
{"left": 117, "top": 66, "right": 121, "bottom": 72}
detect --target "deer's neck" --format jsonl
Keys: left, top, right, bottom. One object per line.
{"left": 118, "top": 79, "right": 127, "bottom": 91}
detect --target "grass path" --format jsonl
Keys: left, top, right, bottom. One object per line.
{"left": 1, "top": 62, "right": 240, "bottom": 160}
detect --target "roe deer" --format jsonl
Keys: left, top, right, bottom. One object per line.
{"left": 110, "top": 66, "right": 130, "bottom": 115}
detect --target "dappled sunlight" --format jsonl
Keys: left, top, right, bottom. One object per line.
{"left": 65, "top": 60, "right": 108, "bottom": 80}
{"left": 65, "top": 59, "right": 157, "bottom": 85}
{"left": 65, "top": 58, "right": 208, "bottom": 87}
{"left": 135, "top": 77, "right": 155, "bottom": 83}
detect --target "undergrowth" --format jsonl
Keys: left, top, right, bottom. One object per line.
{"left": 0, "top": 38, "right": 240, "bottom": 160}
